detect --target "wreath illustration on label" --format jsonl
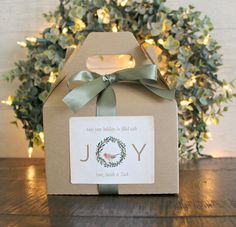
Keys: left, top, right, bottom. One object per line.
{"left": 96, "top": 136, "right": 126, "bottom": 168}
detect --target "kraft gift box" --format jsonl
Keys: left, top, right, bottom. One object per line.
{"left": 43, "top": 32, "right": 179, "bottom": 195}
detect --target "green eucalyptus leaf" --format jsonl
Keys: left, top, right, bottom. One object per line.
{"left": 163, "top": 35, "right": 180, "bottom": 55}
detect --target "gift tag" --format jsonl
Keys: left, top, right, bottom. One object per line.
{"left": 69, "top": 116, "right": 155, "bottom": 184}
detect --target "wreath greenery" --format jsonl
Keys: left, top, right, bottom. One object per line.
{"left": 96, "top": 136, "right": 126, "bottom": 168}
{"left": 2, "top": 0, "right": 235, "bottom": 159}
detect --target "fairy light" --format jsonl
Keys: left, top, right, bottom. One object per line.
{"left": 17, "top": 41, "right": 27, "bottom": 48}
{"left": 97, "top": 8, "right": 110, "bottom": 24}
{"left": 68, "top": 45, "right": 77, "bottom": 49}
{"left": 39, "top": 132, "right": 45, "bottom": 143}
{"left": 73, "top": 18, "right": 86, "bottom": 31}
{"left": 111, "top": 23, "right": 118, "bottom": 32}
{"left": 48, "top": 72, "right": 57, "bottom": 84}
{"left": 206, "top": 132, "right": 212, "bottom": 138}
{"left": 191, "top": 76, "right": 196, "bottom": 84}
{"left": 117, "top": 0, "right": 128, "bottom": 6}
{"left": 203, "top": 34, "right": 210, "bottom": 45}
{"left": 180, "top": 99, "right": 191, "bottom": 106}
{"left": 160, "top": 70, "right": 166, "bottom": 76}
{"left": 1, "top": 96, "right": 13, "bottom": 105}
{"left": 28, "top": 147, "right": 33, "bottom": 158}
{"left": 205, "top": 118, "right": 212, "bottom": 126}
{"left": 62, "top": 27, "right": 68, "bottom": 34}
{"left": 158, "top": 39, "right": 164, "bottom": 45}
{"left": 184, "top": 119, "right": 193, "bottom": 126}
{"left": 26, "top": 37, "right": 37, "bottom": 43}
{"left": 121, "top": 0, "right": 128, "bottom": 6}
{"left": 184, "top": 76, "right": 197, "bottom": 88}
{"left": 223, "top": 84, "right": 232, "bottom": 92}
{"left": 145, "top": 39, "right": 155, "bottom": 45}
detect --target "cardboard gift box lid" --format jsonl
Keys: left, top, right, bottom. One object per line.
{"left": 43, "top": 32, "right": 179, "bottom": 195}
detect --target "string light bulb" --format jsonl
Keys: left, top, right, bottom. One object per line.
{"left": 145, "top": 39, "right": 155, "bottom": 45}
{"left": 205, "top": 118, "right": 212, "bottom": 126}
{"left": 184, "top": 119, "right": 193, "bottom": 126}
{"left": 1, "top": 96, "right": 13, "bottom": 105}
{"left": 158, "top": 39, "right": 164, "bottom": 45}
{"left": 68, "top": 45, "right": 77, "bottom": 49}
{"left": 39, "top": 132, "right": 45, "bottom": 143}
{"left": 206, "top": 132, "right": 212, "bottom": 138}
{"left": 223, "top": 84, "right": 232, "bottom": 92}
{"left": 48, "top": 72, "right": 57, "bottom": 84}
{"left": 111, "top": 23, "right": 118, "bottom": 32}
{"left": 17, "top": 41, "right": 27, "bottom": 48}
{"left": 180, "top": 99, "right": 192, "bottom": 106}
{"left": 62, "top": 27, "right": 68, "bottom": 34}
{"left": 203, "top": 34, "right": 210, "bottom": 45}
{"left": 117, "top": 0, "right": 128, "bottom": 6}
{"left": 26, "top": 37, "right": 37, "bottom": 43}
{"left": 190, "top": 76, "right": 196, "bottom": 84}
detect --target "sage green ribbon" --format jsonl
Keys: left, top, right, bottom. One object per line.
{"left": 63, "top": 64, "right": 175, "bottom": 114}
{"left": 63, "top": 64, "right": 175, "bottom": 195}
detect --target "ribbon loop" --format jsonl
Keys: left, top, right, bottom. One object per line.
{"left": 63, "top": 64, "right": 175, "bottom": 114}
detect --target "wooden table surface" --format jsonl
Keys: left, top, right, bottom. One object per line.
{"left": 0, "top": 158, "right": 236, "bottom": 227}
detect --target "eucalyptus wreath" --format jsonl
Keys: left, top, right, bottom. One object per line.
{"left": 2, "top": 0, "right": 235, "bottom": 159}
{"left": 96, "top": 136, "right": 126, "bottom": 168}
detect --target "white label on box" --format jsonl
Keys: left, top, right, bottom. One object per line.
{"left": 69, "top": 116, "right": 155, "bottom": 184}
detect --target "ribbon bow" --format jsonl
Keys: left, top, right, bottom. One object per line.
{"left": 63, "top": 64, "right": 175, "bottom": 115}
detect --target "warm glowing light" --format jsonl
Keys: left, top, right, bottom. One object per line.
{"left": 203, "top": 34, "right": 210, "bottom": 45}
{"left": 180, "top": 99, "right": 192, "bottom": 106}
{"left": 73, "top": 18, "right": 86, "bottom": 31}
{"left": 160, "top": 70, "right": 166, "bottom": 76}
{"left": 48, "top": 72, "right": 57, "bottom": 84}
{"left": 17, "top": 41, "right": 27, "bottom": 48}
{"left": 1, "top": 96, "right": 13, "bottom": 105}
{"left": 158, "top": 39, "right": 164, "bottom": 45}
{"left": 97, "top": 8, "right": 110, "bottom": 24}
{"left": 28, "top": 147, "right": 33, "bottom": 158}
{"left": 191, "top": 76, "right": 196, "bottom": 84}
{"left": 205, "top": 118, "right": 212, "bottom": 126}
{"left": 184, "top": 119, "right": 193, "bottom": 126}
{"left": 26, "top": 37, "right": 37, "bottom": 43}
{"left": 39, "top": 132, "right": 44, "bottom": 143}
{"left": 68, "top": 45, "right": 77, "bottom": 49}
{"left": 206, "top": 132, "right": 212, "bottom": 138}
{"left": 111, "top": 23, "right": 118, "bottom": 32}
{"left": 223, "top": 84, "right": 232, "bottom": 92}
{"left": 184, "top": 76, "right": 196, "bottom": 88}
{"left": 117, "top": 0, "right": 128, "bottom": 6}
{"left": 62, "top": 27, "right": 68, "bottom": 34}
{"left": 145, "top": 39, "right": 155, "bottom": 45}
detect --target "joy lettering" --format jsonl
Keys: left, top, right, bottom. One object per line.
{"left": 80, "top": 144, "right": 147, "bottom": 162}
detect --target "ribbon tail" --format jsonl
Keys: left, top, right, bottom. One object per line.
{"left": 97, "top": 184, "right": 118, "bottom": 195}
{"left": 97, "top": 85, "right": 116, "bottom": 116}
{"left": 96, "top": 85, "right": 117, "bottom": 194}
{"left": 63, "top": 77, "right": 106, "bottom": 113}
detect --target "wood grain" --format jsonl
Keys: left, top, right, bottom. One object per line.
{"left": 0, "top": 158, "right": 236, "bottom": 226}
